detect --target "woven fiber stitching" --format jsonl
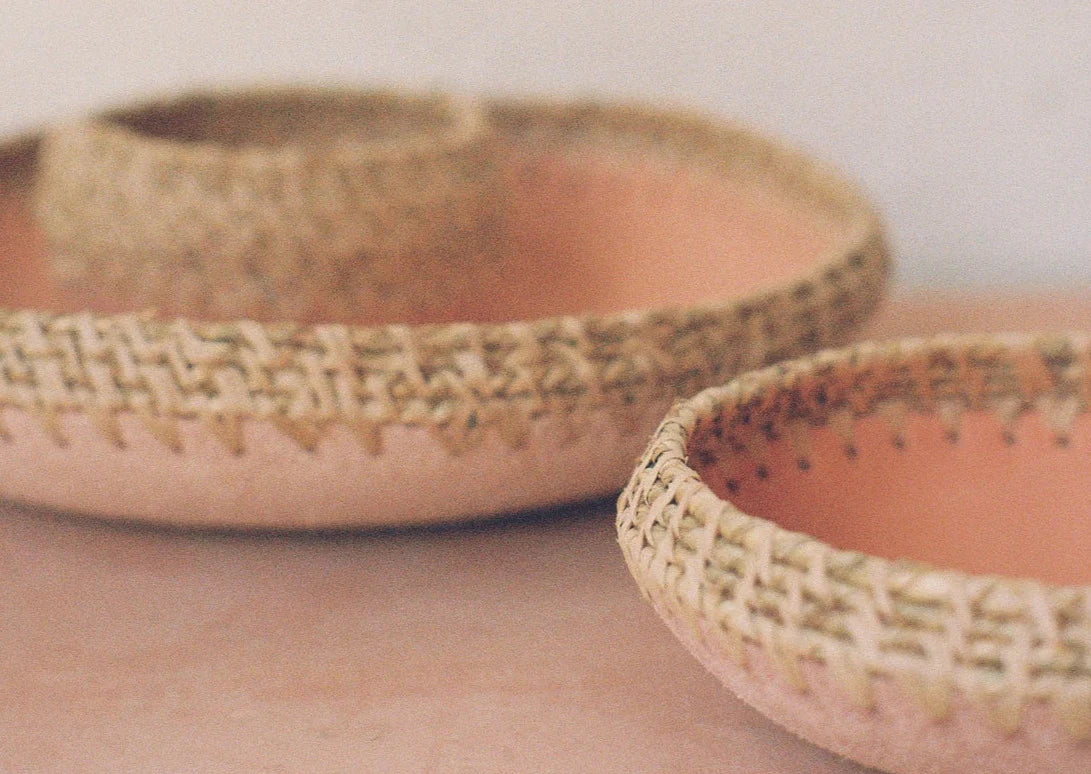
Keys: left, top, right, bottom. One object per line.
{"left": 34, "top": 87, "right": 501, "bottom": 320}
{"left": 617, "top": 333, "right": 1091, "bottom": 740}
{"left": 0, "top": 96, "right": 889, "bottom": 454}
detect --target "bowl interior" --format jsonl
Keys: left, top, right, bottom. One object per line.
{"left": 0, "top": 119, "right": 840, "bottom": 326}
{"left": 98, "top": 91, "right": 459, "bottom": 147}
{"left": 692, "top": 374, "right": 1091, "bottom": 586}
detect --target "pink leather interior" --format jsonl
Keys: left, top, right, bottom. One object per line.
{"left": 706, "top": 410, "right": 1091, "bottom": 584}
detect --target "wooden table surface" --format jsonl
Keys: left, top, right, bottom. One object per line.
{"left": 3, "top": 293, "right": 1089, "bottom": 773}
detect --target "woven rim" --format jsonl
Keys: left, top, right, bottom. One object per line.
{"left": 33, "top": 87, "right": 499, "bottom": 319}
{"left": 0, "top": 95, "right": 888, "bottom": 457}
{"left": 617, "top": 333, "right": 1091, "bottom": 741}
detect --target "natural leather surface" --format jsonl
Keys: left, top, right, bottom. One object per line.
{"left": 2, "top": 294, "right": 1089, "bottom": 773}
{"left": 723, "top": 407, "right": 1091, "bottom": 585}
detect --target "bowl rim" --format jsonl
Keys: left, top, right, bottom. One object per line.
{"left": 617, "top": 332, "right": 1091, "bottom": 741}
{"left": 70, "top": 85, "right": 486, "bottom": 163}
{"left": 0, "top": 92, "right": 889, "bottom": 458}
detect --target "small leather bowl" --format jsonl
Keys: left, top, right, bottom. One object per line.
{"left": 0, "top": 91, "right": 888, "bottom": 528}
{"left": 618, "top": 334, "right": 1091, "bottom": 773}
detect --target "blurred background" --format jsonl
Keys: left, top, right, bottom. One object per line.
{"left": 3, "top": 0, "right": 1089, "bottom": 289}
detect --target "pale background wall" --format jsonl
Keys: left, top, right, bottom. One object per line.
{"left": 2, "top": 1, "right": 1089, "bottom": 288}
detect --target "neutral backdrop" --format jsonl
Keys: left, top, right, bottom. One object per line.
{"left": 3, "top": 0, "right": 1089, "bottom": 288}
